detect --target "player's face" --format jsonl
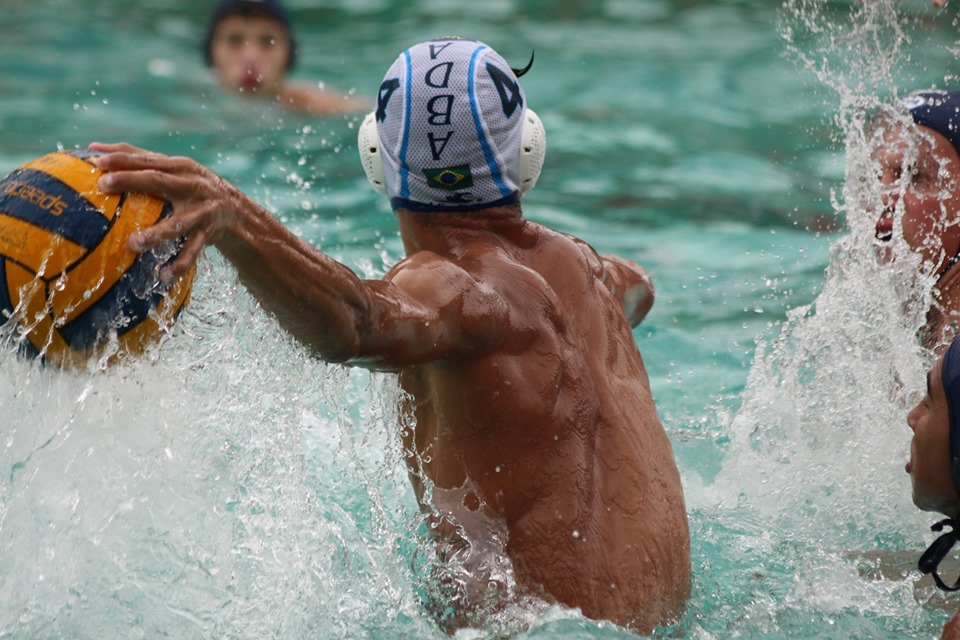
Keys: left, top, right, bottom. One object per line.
{"left": 872, "top": 123, "right": 960, "bottom": 273}
{"left": 906, "top": 356, "right": 960, "bottom": 516}
{"left": 210, "top": 16, "right": 291, "bottom": 96}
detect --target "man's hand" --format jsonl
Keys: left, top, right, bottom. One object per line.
{"left": 90, "top": 142, "right": 248, "bottom": 284}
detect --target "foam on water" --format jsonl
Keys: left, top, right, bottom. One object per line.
{"left": 0, "top": 256, "right": 433, "bottom": 638}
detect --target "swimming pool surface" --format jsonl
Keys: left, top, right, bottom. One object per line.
{"left": 2, "top": 0, "right": 960, "bottom": 637}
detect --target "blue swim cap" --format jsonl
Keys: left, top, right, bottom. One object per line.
{"left": 374, "top": 38, "right": 530, "bottom": 212}
{"left": 202, "top": 0, "right": 297, "bottom": 70}
{"left": 900, "top": 90, "right": 960, "bottom": 158}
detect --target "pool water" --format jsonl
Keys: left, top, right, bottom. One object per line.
{"left": 3, "top": 0, "right": 960, "bottom": 637}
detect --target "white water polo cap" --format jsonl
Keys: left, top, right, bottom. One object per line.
{"left": 359, "top": 38, "right": 546, "bottom": 212}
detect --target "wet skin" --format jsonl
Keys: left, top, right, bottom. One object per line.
{"left": 906, "top": 356, "right": 960, "bottom": 515}
{"left": 872, "top": 122, "right": 960, "bottom": 349}
{"left": 91, "top": 142, "right": 691, "bottom": 633}
{"left": 873, "top": 124, "right": 960, "bottom": 271}
{"left": 389, "top": 211, "right": 689, "bottom": 631}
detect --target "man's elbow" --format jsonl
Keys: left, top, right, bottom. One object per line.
{"left": 287, "top": 316, "right": 364, "bottom": 365}
{"left": 626, "top": 272, "right": 655, "bottom": 327}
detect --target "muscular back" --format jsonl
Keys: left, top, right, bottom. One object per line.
{"left": 388, "top": 219, "right": 690, "bottom": 632}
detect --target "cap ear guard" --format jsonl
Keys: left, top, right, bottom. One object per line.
{"left": 519, "top": 108, "right": 546, "bottom": 195}
{"left": 357, "top": 108, "right": 546, "bottom": 199}
{"left": 358, "top": 112, "right": 387, "bottom": 195}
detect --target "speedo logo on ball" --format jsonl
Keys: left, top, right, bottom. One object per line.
{"left": 0, "top": 178, "right": 68, "bottom": 216}
{"left": 0, "top": 149, "right": 196, "bottom": 369}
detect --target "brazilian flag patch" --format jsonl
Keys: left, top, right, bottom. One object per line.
{"left": 423, "top": 164, "right": 474, "bottom": 191}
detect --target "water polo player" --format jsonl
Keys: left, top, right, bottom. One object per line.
{"left": 907, "top": 335, "right": 960, "bottom": 637}
{"left": 203, "top": 0, "right": 365, "bottom": 115}
{"left": 871, "top": 89, "right": 960, "bottom": 351}
{"left": 89, "top": 37, "right": 690, "bottom": 634}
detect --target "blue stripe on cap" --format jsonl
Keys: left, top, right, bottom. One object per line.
{"left": 467, "top": 45, "right": 511, "bottom": 198}
{"left": 398, "top": 50, "right": 413, "bottom": 200}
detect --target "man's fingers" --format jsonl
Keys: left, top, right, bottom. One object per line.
{"left": 89, "top": 145, "right": 228, "bottom": 280}
{"left": 98, "top": 168, "right": 197, "bottom": 202}
{"left": 95, "top": 152, "right": 192, "bottom": 175}
{"left": 130, "top": 216, "right": 209, "bottom": 285}
{"left": 90, "top": 142, "right": 190, "bottom": 167}
{"left": 88, "top": 144, "right": 219, "bottom": 282}
{"left": 159, "top": 233, "right": 208, "bottom": 284}
{"left": 129, "top": 207, "right": 201, "bottom": 250}
{"left": 89, "top": 142, "right": 147, "bottom": 155}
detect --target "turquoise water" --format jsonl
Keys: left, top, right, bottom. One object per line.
{"left": 3, "top": 0, "right": 960, "bottom": 637}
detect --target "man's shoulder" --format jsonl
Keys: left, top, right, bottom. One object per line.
{"left": 388, "top": 249, "right": 457, "bottom": 274}
{"left": 535, "top": 225, "right": 600, "bottom": 254}
{"left": 385, "top": 251, "right": 489, "bottom": 299}
{"left": 528, "top": 227, "right": 605, "bottom": 276}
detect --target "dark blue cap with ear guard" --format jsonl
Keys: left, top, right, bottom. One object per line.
{"left": 900, "top": 90, "right": 960, "bottom": 158}
{"left": 203, "top": 0, "right": 297, "bottom": 70}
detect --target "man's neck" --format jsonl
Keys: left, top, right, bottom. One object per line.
{"left": 394, "top": 205, "right": 525, "bottom": 255}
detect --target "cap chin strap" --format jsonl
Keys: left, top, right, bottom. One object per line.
{"left": 919, "top": 517, "right": 960, "bottom": 591}
{"left": 357, "top": 108, "right": 547, "bottom": 199}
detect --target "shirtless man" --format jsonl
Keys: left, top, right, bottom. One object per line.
{"left": 871, "top": 90, "right": 960, "bottom": 351}
{"left": 203, "top": 0, "right": 365, "bottom": 116}
{"left": 90, "top": 38, "right": 691, "bottom": 633}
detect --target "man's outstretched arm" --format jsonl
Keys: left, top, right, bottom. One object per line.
{"left": 91, "top": 142, "right": 505, "bottom": 369}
